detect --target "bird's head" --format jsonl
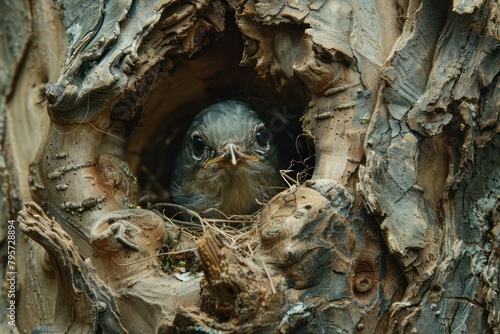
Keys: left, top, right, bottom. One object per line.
{"left": 171, "top": 100, "right": 280, "bottom": 214}
{"left": 180, "top": 100, "right": 277, "bottom": 173}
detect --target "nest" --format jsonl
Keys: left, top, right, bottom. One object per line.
{"left": 145, "top": 155, "right": 315, "bottom": 275}
{"left": 148, "top": 203, "right": 260, "bottom": 274}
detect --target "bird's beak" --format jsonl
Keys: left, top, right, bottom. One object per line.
{"left": 204, "top": 143, "right": 260, "bottom": 169}
{"left": 225, "top": 142, "right": 240, "bottom": 166}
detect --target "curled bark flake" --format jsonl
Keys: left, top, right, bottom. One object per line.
{"left": 453, "top": 0, "right": 486, "bottom": 14}
{"left": 45, "top": 0, "right": 222, "bottom": 120}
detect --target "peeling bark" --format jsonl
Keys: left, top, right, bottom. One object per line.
{"left": 1, "top": 0, "right": 499, "bottom": 333}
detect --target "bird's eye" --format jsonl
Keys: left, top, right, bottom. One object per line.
{"left": 191, "top": 135, "right": 205, "bottom": 156}
{"left": 255, "top": 127, "right": 271, "bottom": 147}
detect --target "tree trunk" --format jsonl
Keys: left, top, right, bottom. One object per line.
{"left": 1, "top": 0, "right": 499, "bottom": 333}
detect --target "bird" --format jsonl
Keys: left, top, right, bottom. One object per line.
{"left": 171, "top": 100, "right": 281, "bottom": 216}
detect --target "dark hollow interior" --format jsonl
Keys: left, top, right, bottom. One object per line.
{"left": 125, "top": 13, "right": 314, "bottom": 208}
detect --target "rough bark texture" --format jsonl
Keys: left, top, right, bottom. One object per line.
{"left": 1, "top": 0, "right": 499, "bottom": 333}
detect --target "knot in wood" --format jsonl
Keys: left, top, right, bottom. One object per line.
{"left": 353, "top": 272, "right": 374, "bottom": 294}
{"left": 102, "top": 166, "right": 121, "bottom": 185}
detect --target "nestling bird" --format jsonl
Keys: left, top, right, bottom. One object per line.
{"left": 171, "top": 100, "right": 281, "bottom": 216}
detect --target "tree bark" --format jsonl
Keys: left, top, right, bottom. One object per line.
{"left": 1, "top": 0, "right": 499, "bottom": 333}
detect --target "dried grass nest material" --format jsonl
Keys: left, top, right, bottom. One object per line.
{"left": 159, "top": 203, "right": 261, "bottom": 252}
{"left": 149, "top": 203, "right": 261, "bottom": 274}
{"left": 146, "top": 158, "right": 315, "bottom": 273}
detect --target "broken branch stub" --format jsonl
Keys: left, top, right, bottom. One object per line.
{"left": 18, "top": 201, "right": 126, "bottom": 333}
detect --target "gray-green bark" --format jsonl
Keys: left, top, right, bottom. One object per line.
{"left": 1, "top": 0, "right": 498, "bottom": 333}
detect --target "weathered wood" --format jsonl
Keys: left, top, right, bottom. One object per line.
{"left": 175, "top": 180, "right": 405, "bottom": 332}
{"left": 1, "top": 0, "right": 499, "bottom": 333}
{"left": 358, "top": 0, "right": 500, "bottom": 332}
{"left": 18, "top": 202, "right": 125, "bottom": 333}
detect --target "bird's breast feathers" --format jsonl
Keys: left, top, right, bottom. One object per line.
{"left": 174, "top": 163, "right": 277, "bottom": 215}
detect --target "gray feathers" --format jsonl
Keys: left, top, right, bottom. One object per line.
{"left": 171, "top": 100, "right": 280, "bottom": 216}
